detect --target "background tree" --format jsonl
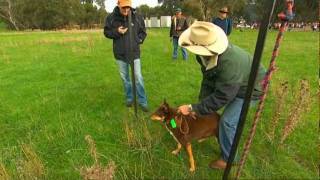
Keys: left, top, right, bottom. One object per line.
{"left": 198, "top": 0, "right": 216, "bottom": 21}
{"left": 15, "top": 0, "right": 83, "bottom": 30}
{"left": 158, "top": 0, "right": 182, "bottom": 16}
{"left": 0, "top": 0, "right": 19, "bottom": 30}
{"left": 136, "top": 4, "right": 151, "bottom": 18}
{"left": 0, "top": 0, "right": 107, "bottom": 30}
{"left": 254, "top": 0, "right": 318, "bottom": 22}
{"left": 95, "top": 0, "right": 106, "bottom": 9}
{"left": 80, "top": 0, "right": 99, "bottom": 28}
{"left": 0, "top": 0, "right": 318, "bottom": 30}
{"left": 179, "top": 0, "right": 202, "bottom": 19}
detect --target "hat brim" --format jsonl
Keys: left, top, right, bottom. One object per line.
{"left": 178, "top": 22, "right": 228, "bottom": 56}
{"left": 181, "top": 45, "right": 215, "bottom": 56}
{"left": 119, "top": 2, "right": 131, "bottom": 7}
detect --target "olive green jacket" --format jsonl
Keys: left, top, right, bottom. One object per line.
{"left": 192, "top": 44, "right": 266, "bottom": 115}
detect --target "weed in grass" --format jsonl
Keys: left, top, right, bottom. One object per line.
{"left": 16, "top": 144, "right": 45, "bottom": 180}
{"left": 85, "top": 135, "right": 99, "bottom": 164}
{"left": 280, "top": 79, "right": 311, "bottom": 144}
{"left": 123, "top": 119, "right": 137, "bottom": 148}
{"left": 267, "top": 81, "right": 289, "bottom": 141}
{"left": 120, "top": 111, "right": 159, "bottom": 176}
{"left": 122, "top": 110, "right": 153, "bottom": 150}
{"left": 0, "top": 163, "right": 10, "bottom": 180}
{"left": 38, "top": 37, "right": 88, "bottom": 45}
{"left": 0, "top": 49, "right": 10, "bottom": 64}
{"left": 80, "top": 161, "right": 116, "bottom": 180}
{"left": 80, "top": 135, "right": 116, "bottom": 180}
{"left": 87, "top": 35, "right": 95, "bottom": 53}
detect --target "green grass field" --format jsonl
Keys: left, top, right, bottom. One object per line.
{"left": 0, "top": 29, "right": 318, "bottom": 179}
{"left": 0, "top": 21, "right": 7, "bottom": 31}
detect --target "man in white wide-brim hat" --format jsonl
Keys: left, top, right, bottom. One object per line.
{"left": 177, "top": 21, "right": 266, "bottom": 169}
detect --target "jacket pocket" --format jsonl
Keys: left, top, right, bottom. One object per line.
{"left": 132, "top": 36, "right": 140, "bottom": 52}
{"left": 114, "top": 37, "right": 125, "bottom": 54}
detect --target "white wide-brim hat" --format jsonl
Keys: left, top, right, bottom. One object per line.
{"left": 179, "top": 21, "right": 228, "bottom": 56}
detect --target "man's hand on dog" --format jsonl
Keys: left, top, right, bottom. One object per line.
{"left": 178, "top": 104, "right": 192, "bottom": 115}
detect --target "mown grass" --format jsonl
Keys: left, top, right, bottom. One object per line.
{"left": 0, "top": 28, "right": 318, "bottom": 179}
{"left": 0, "top": 22, "right": 6, "bottom": 32}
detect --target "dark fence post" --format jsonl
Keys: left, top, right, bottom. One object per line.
{"left": 128, "top": 10, "right": 138, "bottom": 117}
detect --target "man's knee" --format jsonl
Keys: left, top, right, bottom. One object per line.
{"left": 220, "top": 118, "right": 237, "bottom": 132}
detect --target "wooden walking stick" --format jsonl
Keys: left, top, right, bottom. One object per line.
{"left": 128, "top": 9, "right": 138, "bottom": 117}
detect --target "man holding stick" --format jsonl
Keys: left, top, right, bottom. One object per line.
{"left": 104, "top": 0, "right": 149, "bottom": 112}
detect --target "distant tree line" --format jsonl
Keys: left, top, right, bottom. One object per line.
{"left": 137, "top": 0, "right": 318, "bottom": 23}
{"left": 0, "top": 0, "right": 317, "bottom": 30}
{"left": 0, "top": 0, "right": 107, "bottom": 30}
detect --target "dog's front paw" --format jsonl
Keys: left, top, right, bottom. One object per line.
{"left": 171, "top": 149, "right": 180, "bottom": 155}
{"left": 189, "top": 167, "right": 195, "bottom": 172}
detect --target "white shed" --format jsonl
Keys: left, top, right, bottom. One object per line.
{"left": 144, "top": 19, "right": 151, "bottom": 28}
{"left": 160, "top": 16, "right": 172, "bottom": 27}
{"left": 150, "top": 17, "right": 160, "bottom": 28}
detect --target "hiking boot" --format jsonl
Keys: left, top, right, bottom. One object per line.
{"left": 209, "top": 159, "right": 227, "bottom": 170}
{"left": 126, "top": 101, "right": 133, "bottom": 107}
{"left": 140, "top": 105, "right": 149, "bottom": 112}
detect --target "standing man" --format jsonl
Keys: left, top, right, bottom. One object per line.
{"left": 212, "top": 6, "right": 233, "bottom": 36}
{"left": 177, "top": 21, "right": 266, "bottom": 169}
{"left": 170, "top": 8, "right": 189, "bottom": 60}
{"left": 104, "top": 0, "right": 149, "bottom": 112}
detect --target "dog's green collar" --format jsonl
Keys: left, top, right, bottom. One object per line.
{"left": 170, "top": 118, "right": 177, "bottom": 128}
{"left": 163, "top": 118, "right": 177, "bottom": 129}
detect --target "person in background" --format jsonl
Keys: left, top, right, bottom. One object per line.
{"left": 170, "top": 8, "right": 189, "bottom": 60}
{"left": 104, "top": 0, "right": 149, "bottom": 112}
{"left": 212, "top": 6, "right": 233, "bottom": 36}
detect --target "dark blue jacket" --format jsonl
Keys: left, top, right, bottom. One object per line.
{"left": 212, "top": 17, "right": 232, "bottom": 36}
{"left": 104, "top": 7, "right": 147, "bottom": 63}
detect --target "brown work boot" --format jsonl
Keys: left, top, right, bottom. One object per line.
{"left": 209, "top": 159, "right": 227, "bottom": 170}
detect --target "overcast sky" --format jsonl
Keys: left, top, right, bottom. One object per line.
{"left": 106, "top": 0, "right": 159, "bottom": 12}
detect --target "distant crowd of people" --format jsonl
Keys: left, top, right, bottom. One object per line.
{"left": 234, "top": 21, "right": 319, "bottom": 31}
{"left": 271, "top": 22, "right": 319, "bottom": 31}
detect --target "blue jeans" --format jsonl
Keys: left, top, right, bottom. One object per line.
{"left": 219, "top": 98, "right": 257, "bottom": 162}
{"left": 172, "top": 36, "right": 188, "bottom": 60}
{"left": 116, "top": 59, "right": 148, "bottom": 107}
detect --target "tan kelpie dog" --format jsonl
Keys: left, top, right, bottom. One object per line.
{"left": 151, "top": 100, "right": 220, "bottom": 172}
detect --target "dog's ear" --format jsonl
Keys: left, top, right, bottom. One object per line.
{"left": 163, "top": 98, "right": 167, "bottom": 104}
{"left": 163, "top": 98, "right": 169, "bottom": 107}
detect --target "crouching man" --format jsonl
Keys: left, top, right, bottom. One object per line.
{"left": 178, "top": 21, "right": 266, "bottom": 169}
